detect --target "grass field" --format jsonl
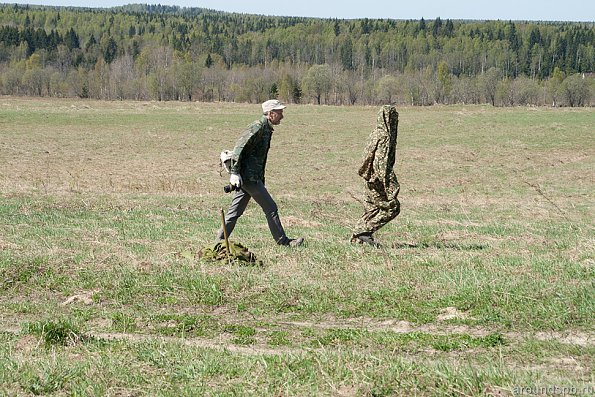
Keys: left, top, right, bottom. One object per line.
{"left": 0, "top": 97, "right": 593, "bottom": 396}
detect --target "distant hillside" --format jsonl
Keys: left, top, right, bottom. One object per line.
{"left": 0, "top": 3, "right": 592, "bottom": 105}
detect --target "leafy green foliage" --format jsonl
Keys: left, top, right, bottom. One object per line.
{"left": 0, "top": 4, "right": 593, "bottom": 105}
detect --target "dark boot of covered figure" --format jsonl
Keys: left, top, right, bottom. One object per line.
{"left": 350, "top": 233, "right": 381, "bottom": 248}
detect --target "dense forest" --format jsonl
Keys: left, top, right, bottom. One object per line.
{"left": 0, "top": 3, "right": 593, "bottom": 106}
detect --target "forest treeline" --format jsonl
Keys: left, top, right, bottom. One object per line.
{"left": 0, "top": 3, "right": 593, "bottom": 106}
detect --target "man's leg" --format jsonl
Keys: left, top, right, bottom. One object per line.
{"left": 216, "top": 188, "right": 251, "bottom": 242}
{"left": 241, "top": 180, "right": 290, "bottom": 245}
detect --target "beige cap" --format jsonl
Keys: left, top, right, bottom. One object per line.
{"left": 262, "top": 99, "right": 286, "bottom": 113}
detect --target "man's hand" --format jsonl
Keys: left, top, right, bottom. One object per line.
{"left": 230, "top": 173, "right": 243, "bottom": 188}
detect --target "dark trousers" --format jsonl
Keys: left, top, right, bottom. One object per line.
{"left": 217, "top": 180, "right": 289, "bottom": 245}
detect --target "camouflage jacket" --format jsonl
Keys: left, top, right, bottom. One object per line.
{"left": 230, "top": 116, "right": 274, "bottom": 182}
{"left": 358, "top": 105, "right": 400, "bottom": 201}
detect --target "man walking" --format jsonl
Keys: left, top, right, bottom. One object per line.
{"left": 217, "top": 100, "right": 304, "bottom": 247}
{"left": 351, "top": 105, "right": 401, "bottom": 247}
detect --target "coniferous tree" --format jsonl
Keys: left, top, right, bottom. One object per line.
{"left": 103, "top": 37, "right": 118, "bottom": 64}
{"left": 64, "top": 27, "right": 79, "bottom": 50}
{"left": 205, "top": 53, "right": 213, "bottom": 68}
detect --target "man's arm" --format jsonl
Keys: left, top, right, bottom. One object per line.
{"left": 230, "top": 122, "right": 259, "bottom": 175}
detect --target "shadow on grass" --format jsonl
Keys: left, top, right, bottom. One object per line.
{"left": 391, "top": 241, "right": 489, "bottom": 251}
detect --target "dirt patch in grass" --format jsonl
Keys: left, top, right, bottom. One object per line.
{"left": 534, "top": 331, "right": 594, "bottom": 347}
{"left": 436, "top": 307, "right": 473, "bottom": 322}
{"left": 14, "top": 335, "right": 40, "bottom": 354}
{"left": 91, "top": 331, "right": 297, "bottom": 356}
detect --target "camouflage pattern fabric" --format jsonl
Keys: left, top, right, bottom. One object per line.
{"left": 352, "top": 105, "right": 400, "bottom": 237}
{"left": 229, "top": 116, "right": 273, "bottom": 182}
{"left": 198, "top": 241, "right": 263, "bottom": 266}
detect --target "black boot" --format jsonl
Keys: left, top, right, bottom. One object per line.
{"left": 351, "top": 234, "right": 381, "bottom": 248}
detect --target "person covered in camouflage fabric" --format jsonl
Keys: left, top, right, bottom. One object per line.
{"left": 351, "top": 105, "right": 400, "bottom": 247}
{"left": 216, "top": 99, "right": 304, "bottom": 247}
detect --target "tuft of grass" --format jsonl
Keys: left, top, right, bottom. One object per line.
{"left": 110, "top": 312, "right": 138, "bottom": 333}
{"left": 224, "top": 324, "right": 257, "bottom": 345}
{"left": 19, "top": 363, "right": 79, "bottom": 396}
{"left": 152, "top": 313, "right": 216, "bottom": 337}
{"left": 430, "top": 333, "right": 507, "bottom": 352}
{"left": 267, "top": 330, "right": 292, "bottom": 346}
{"left": 22, "top": 319, "right": 90, "bottom": 347}
{"left": 0, "top": 255, "right": 50, "bottom": 290}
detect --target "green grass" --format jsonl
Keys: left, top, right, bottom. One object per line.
{"left": 21, "top": 319, "right": 91, "bottom": 347}
{"left": 0, "top": 97, "right": 593, "bottom": 395}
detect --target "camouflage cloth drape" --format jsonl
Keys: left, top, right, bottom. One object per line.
{"left": 198, "top": 241, "right": 263, "bottom": 266}
{"left": 352, "top": 105, "right": 400, "bottom": 237}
